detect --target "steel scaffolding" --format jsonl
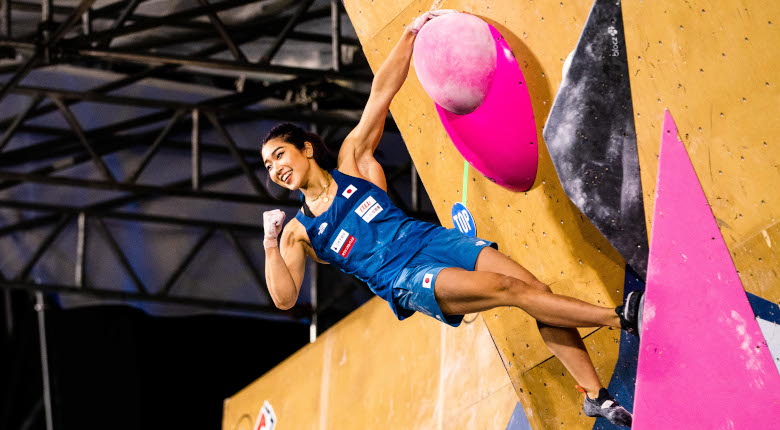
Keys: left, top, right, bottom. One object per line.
{"left": 0, "top": 2, "right": 433, "bottom": 428}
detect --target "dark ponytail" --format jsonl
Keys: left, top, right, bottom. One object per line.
{"left": 261, "top": 123, "right": 336, "bottom": 171}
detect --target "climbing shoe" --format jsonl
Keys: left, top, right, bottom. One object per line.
{"left": 583, "top": 388, "right": 633, "bottom": 427}
{"left": 616, "top": 289, "right": 645, "bottom": 337}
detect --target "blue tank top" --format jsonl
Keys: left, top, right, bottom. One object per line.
{"left": 295, "top": 170, "right": 439, "bottom": 310}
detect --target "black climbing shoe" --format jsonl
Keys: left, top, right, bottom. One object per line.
{"left": 616, "top": 289, "right": 645, "bottom": 337}
{"left": 583, "top": 388, "right": 633, "bottom": 427}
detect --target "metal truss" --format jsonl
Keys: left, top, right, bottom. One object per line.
{"left": 0, "top": 203, "right": 311, "bottom": 318}
{"left": 0, "top": 2, "right": 438, "bottom": 428}
{"left": 0, "top": 0, "right": 434, "bottom": 317}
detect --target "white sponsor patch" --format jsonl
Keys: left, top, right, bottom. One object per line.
{"left": 330, "top": 230, "right": 350, "bottom": 253}
{"left": 362, "top": 203, "right": 383, "bottom": 223}
{"left": 354, "top": 196, "right": 377, "bottom": 217}
{"left": 422, "top": 273, "right": 433, "bottom": 288}
{"left": 317, "top": 222, "right": 328, "bottom": 236}
{"left": 342, "top": 184, "right": 357, "bottom": 198}
{"left": 330, "top": 229, "right": 356, "bottom": 258}
{"left": 475, "top": 240, "right": 486, "bottom": 246}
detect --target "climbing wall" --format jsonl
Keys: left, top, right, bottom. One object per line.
{"left": 623, "top": 2, "right": 780, "bottom": 303}
{"left": 341, "top": 0, "right": 780, "bottom": 427}
{"left": 222, "top": 300, "right": 521, "bottom": 429}
{"left": 631, "top": 111, "right": 780, "bottom": 428}
{"left": 225, "top": 0, "right": 780, "bottom": 428}
{"left": 345, "top": 1, "right": 626, "bottom": 428}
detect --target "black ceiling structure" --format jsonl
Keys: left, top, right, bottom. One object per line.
{"left": 0, "top": 1, "right": 437, "bottom": 428}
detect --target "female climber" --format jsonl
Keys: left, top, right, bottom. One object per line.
{"left": 261, "top": 9, "right": 642, "bottom": 427}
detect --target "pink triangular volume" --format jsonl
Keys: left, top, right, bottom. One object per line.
{"left": 633, "top": 110, "right": 780, "bottom": 428}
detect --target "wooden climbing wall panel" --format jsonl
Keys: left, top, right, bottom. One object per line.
{"left": 339, "top": 0, "right": 780, "bottom": 428}
{"left": 225, "top": 0, "right": 779, "bottom": 428}
{"left": 343, "top": 0, "right": 626, "bottom": 427}
{"left": 622, "top": 1, "right": 780, "bottom": 304}
{"left": 222, "top": 300, "right": 518, "bottom": 429}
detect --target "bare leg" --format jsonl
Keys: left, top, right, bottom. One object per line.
{"left": 434, "top": 263, "right": 619, "bottom": 328}
{"left": 434, "top": 247, "right": 618, "bottom": 397}
{"left": 535, "top": 322, "right": 604, "bottom": 397}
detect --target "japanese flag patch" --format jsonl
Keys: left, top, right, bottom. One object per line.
{"left": 422, "top": 273, "right": 434, "bottom": 288}
{"left": 253, "top": 401, "right": 277, "bottom": 430}
{"left": 342, "top": 184, "right": 357, "bottom": 198}
{"left": 330, "top": 229, "right": 356, "bottom": 258}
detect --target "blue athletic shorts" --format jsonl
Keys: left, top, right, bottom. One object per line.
{"left": 390, "top": 227, "right": 498, "bottom": 327}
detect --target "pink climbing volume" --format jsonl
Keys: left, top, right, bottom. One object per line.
{"left": 632, "top": 110, "right": 780, "bottom": 428}
{"left": 413, "top": 13, "right": 538, "bottom": 192}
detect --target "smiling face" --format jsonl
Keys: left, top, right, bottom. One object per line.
{"left": 262, "top": 138, "right": 313, "bottom": 190}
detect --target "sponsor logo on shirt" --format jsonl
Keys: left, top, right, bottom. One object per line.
{"left": 330, "top": 229, "right": 356, "bottom": 258}
{"left": 354, "top": 195, "right": 384, "bottom": 223}
{"left": 317, "top": 222, "right": 328, "bottom": 235}
{"left": 340, "top": 236, "right": 356, "bottom": 257}
{"left": 362, "top": 203, "right": 383, "bottom": 222}
{"left": 354, "top": 196, "right": 376, "bottom": 217}
{"left": 423, "top": 273, "right": 433, "bottom": 288}
{"left": 475, "top": 240, "right": 486, "bottom": 246}
{"left": 342, "top": 184, "right": 357, "bottom": 198}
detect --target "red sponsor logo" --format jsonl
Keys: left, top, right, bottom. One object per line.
{"left": 358, "top": 199, "right": 373, "bottom": 213}
{"left": 339, "top": 235, "right": 356, "bottom": 258}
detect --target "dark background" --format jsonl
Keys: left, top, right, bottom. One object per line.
{"left": 0, "top": 2, "right": 439, "bottom": 428}
{"left": 1, "top": 292, "right": 309, "bottom": 429}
